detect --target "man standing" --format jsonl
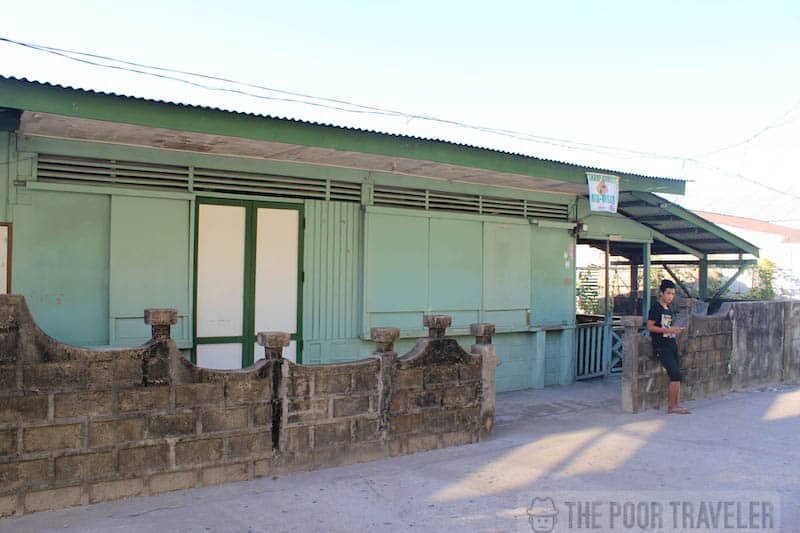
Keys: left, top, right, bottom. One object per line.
{"left": 647, "top": 280, "right": 690, "bottom": 414}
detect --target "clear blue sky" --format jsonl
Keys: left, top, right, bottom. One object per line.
{"left": 1, "top": 0, "right": 798, "bottom": 222}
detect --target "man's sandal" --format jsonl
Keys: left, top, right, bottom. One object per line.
{"left": 668, "top": 406, "right": 691, "bottom": 414}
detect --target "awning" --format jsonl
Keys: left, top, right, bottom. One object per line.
{"left": 581, "top": 191, "right": 760, "bottom": 261}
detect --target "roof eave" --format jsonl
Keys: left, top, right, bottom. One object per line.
{"left": 0, "top": 77, "right": 686, "bottom": 195}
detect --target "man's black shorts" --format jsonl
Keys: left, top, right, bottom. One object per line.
{"left": 655, "top": 347, "right": 682, "bottom": 382}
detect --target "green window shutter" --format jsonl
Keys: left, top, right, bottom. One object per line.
{"left": 364, "top": 212, "right": 429, "bottom": 334}
{"left": 531, "top": 228, "right": 575, "bottom": 325}
{"left": 109, "top": 196, "right": 191, "bottom": 347}
{"left": 483, "top": 222, "right": 531, "bottom": 329}
{"left": 429, "top": 218, "right": 482, "bottom": 328}
{"left": 13, "top": 190, "right": 110, "bottom": 345}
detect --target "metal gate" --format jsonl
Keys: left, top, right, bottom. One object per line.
{"left": 575, "top": 320, "right": 625, "bottom": 380}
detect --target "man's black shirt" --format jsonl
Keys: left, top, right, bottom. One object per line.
{"left": 648, "top": 301, "right": 678, "bottom": 356}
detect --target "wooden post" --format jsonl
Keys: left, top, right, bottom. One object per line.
{"left": 605, "top": 239, "right": 611, "bottom": 319}
{"left": 630, "top": 262, "right": 639, "bottom": 294}
{"left": 642, "top": 242, "right": 651, "bottom": 319}
{"left": 699, "top": 257, "right": 709, "bottom": 301}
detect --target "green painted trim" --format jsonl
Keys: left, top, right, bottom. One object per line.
{"left": 24, "top": 180, "right": 193, "bottom": 200}
{"left": 242, "top": 204, "right": 257, "bottom": 366}
{"left": 189, "top": 198, "right": 198, "bottom": 364}
{"left": 531, "top": 219, "right": 575, "bottom": 230}
{"left": 366, "top": 170, "right": 577, "bottom": 205}
{"left": 296, "top": 207, "right": 305, "bottom": 363}
{"left": 360, "top": 206, "right": 371, "bottom": 339}
{"left": 194, "top": 191, "right": 304, "bottom": 205}
{"left": 643, "top": 242, "right": 651, "bottom": 318}
{"left": 20, "top": 135, "right": 580, "bottom": 206}
{"left": 364, "top": 205, "right": 531, "bottom": 226}
{"left": 1, "top": 78, "right": 685, "bottom": 194}
{"left": 196, "top": 336, "right": 245, "bottom": 344}
{"left": 630, "top": 191, "right": 759, "bottom": 257}
{"left": 18, "top": 134, "right": 371, "bottom": 184}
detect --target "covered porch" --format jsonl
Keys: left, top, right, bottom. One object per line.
{"left": 573, "top": 191, "right": 759, "bottom": 381}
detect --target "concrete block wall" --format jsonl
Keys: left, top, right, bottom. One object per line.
{"left": 0, "top": 297, "right": 497, "bottom": 517}
{"left": 622, "top": 300, "right": 799, "bottom": 413}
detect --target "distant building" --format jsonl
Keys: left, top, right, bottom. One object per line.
{"left": 694, "top": 211, "right": 800, "bottom": 297}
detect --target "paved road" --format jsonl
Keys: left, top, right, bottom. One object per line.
{"left": 3, "top": 377, "right": 799, "bottom": 532}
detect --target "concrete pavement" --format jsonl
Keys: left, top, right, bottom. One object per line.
{"left": 2, "top": 376, "right": 798, "bottom": 532}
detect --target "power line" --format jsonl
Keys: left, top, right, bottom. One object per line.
{"left": 0, "top": 35, "right": 691, "bottom": 162}
{"left": 688, "top": 160, "right": 800, "bottom": 201}
{"left": 1, "top": 36, "right": 798, "bottom": 203}
{"left": 692, "top": 98, "right": 800, "bottom": 159}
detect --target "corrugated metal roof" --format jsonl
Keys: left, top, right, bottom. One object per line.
{"left": 613, "top": 192, "right": 759, "bottom": 257}
{"left": 0, "top": 75, "right": 685, "bottom": 185}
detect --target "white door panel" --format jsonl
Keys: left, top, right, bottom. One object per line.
{"left": 196, "top": 205, "right": 245, "bottom": 338}
{"left": 197, "top": 343, "right": 242, "bottom": 369}
{"left": 254, "top": 208, "right": 299, "bottom": 334}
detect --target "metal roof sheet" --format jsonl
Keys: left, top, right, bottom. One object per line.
{"left": 615, "top": 192, "right": 759, "bottom": 258}
{"left": 0, "top": 75, "right": 685, "bottom": 186}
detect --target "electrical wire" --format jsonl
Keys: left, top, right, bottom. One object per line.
{"left": 692, "top": 98, "right": 800, "bottom": 159}
{"left": 1, "top": 36, "right": 798, "bottom": 204}
{"left": 0, "top": 36, "right": 692, "bottom": 162}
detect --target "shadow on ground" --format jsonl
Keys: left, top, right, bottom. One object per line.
{"left": 2, "top": 376, "right": 798, "bottom": 532}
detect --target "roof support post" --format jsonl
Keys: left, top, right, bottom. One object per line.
{"left": 699, "top": 257, "right": 709, "bottom": 300}
{"left": 642, "top": 242, "right": 651, "bottom": 319}
{"left": 710, "top": 261, "right": 747, "bottom": 301}
{"left": 630, "top": 262, "right": 639, "bottom": 295}
{"left": 662, "top": 264, "right": 692, "bottom": 298}
{"left": 605, "top": 239, "right": 612, "bottom": 320}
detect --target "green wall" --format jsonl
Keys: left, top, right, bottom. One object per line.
{"left": 13, "top": 190, "right": 110, "bottom": 345}
{"left": 531, "top": 227, "right": 575, "bottom": 326}
{"left": 4, "top": 133, "right": 583, "bottom": 390}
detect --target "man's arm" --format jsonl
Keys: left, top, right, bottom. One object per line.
{"left": 647, "top": 319, "right": 682, "bottom": 335}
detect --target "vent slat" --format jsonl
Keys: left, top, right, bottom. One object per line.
{"left": 373, "top": 185, "right": 568, "bottom": 221}
{"left": 37, "top": 171, "right": 188, "bottom": 188}
{"left": 36, "top": 155, "right": 362, "bottom": 203}
{"left": 194, "top": 169, "right": 327, "bottom": 187}
{"left": 36, "top": 155, "right": 566, "bottom": 217}
{"left": 39, "top": 158, "right": 188, "bottom": 177}
{"left": 193, "top": 175, "right": 326, "bottom": 194}
{"left": 194, "top": 182, "right": 327, "bottom": 199}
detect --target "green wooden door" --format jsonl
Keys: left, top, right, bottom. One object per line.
{"left": 194, "top": 199, "right": 303, "bottom": 367}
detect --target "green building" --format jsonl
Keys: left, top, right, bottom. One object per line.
{"left": 0, "top": 77, "right": 756, "bottom": 392}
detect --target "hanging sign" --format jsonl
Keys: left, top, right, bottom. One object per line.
{"left": 586, "top": 172, "right": 620, "bottom": 213}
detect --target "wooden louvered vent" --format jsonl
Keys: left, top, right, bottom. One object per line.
{"left": 36, "top": 155, "right": 362, "bottom": 202}
{"left": 373, "top": 185, "right": 569, "bottom": 220}
{"left": 36, "top": 155, "right": 568, "bottom": 218}
{"left": 37, "top": 155, "right": 191, "bottom": 191}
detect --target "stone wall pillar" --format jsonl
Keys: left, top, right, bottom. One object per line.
{"left": 423, "top": 314, "right": 451, "bottom": 338}
{"left": 256, "top": 332, "right": 290, "bottom": 360}
{"left": 144, "top": 309, "right": 178, "bottom": 341}
{"left": 471, "top": 323, "right": 496, "bottom": 439}
{"left": 371, "top": 327, "right": 400, "bottom": 436}
{"left": 620, "top": 315, "right": 643, "bottom": 413}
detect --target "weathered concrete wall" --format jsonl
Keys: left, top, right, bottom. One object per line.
{"left": 622, "top": 300, "right": 799, "bottom": 413}
{"left": 728, "top": 301, "right": 788, "bottom": 388}
{"left": 0, "top": 297, "right": 496, "bottom": 517}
